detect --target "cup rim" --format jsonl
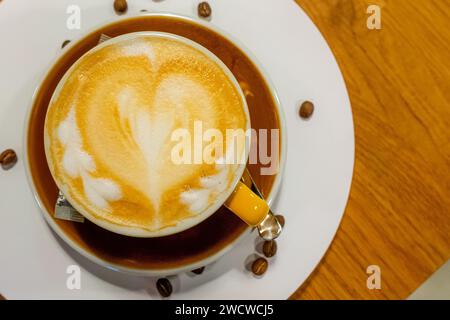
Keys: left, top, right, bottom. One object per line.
{"left": 23, "top": 12, "right": 287, "bottom": 276}
{"left": 43, "top": 30, "right": 252, "bottom": 238}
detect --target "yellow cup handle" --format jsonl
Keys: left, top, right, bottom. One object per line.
{"left": 224, "top": 181, "right": 269, "bottom": 226}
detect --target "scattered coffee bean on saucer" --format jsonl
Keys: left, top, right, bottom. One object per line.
{"left": 61, "top": 40, "right": 71, "bottom": 49}
{"left": 299, "top": 100, "right": 314, "bottom": 119}
{"left": 275, "top": 214, "right": 285, "bottom": 228}
{"left": 156, "top": 278, "right": 172, "bottom": 298}
{"left": 191, "top": 267, "right": 205, "bottom": 275}
{"left": 0, "top": 149, "right": 17, "bottom": 170}
{"left": 263, "top": 240, "right": 277, "bottom": 258}
{"left": 113, "top": 0, "right": 128, "bottom": 15}
{"left": 198, "top": 2, "right": 212, "bottom": 18}
{"left": 251, "top": 257, "right": 268, "bottom": 276}
{"left": 140, "top": 9, "right": 148, "bottom": 13}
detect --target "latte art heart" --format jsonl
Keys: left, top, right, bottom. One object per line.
{"left": 44, "top": 35, "right": 247, "bottom": 232}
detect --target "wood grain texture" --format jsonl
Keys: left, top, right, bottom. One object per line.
{"left": 291, "top": 0, "right": 450, "bottom": 299}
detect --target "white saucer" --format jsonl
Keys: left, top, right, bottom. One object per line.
{"left": 0, "top": 0, "right": 354, "bottom": 299}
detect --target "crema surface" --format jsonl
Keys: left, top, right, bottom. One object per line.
{"left": 44, "top": 35, "right": 247, "bottom": 233}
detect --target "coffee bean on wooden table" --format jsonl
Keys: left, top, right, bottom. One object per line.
{"left": 263, "top": 240, "right": 277, "bottom": 258}
{"left": 198, "top": 2, "right": 212, "bottom": 18}
{"left": 156, "top": 278, "right": 172, "bottom": 297}
{"left": 0, "top": 149, "right": 17, "bottom": 170}
{"left": 191, "top": 267, "right": 205, "bottom": 275}
{"left": 113, "top": 0, "right": 128, "bottom": 15}
{"left": 299, "top": 101, "right": 314, "bottom": 119}
{"left": 251, "top": 257, "right": 268, "bottom": 276}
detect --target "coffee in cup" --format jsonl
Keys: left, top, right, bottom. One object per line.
{"left": 44, "top": 32, "right": 253, "bottom": 237}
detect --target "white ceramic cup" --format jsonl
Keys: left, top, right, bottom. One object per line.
{"left": 24, "top": 13, "right": 286, "bottom": 275}
{"left": 43, "top": 31, "right": 252, "bottom": 238}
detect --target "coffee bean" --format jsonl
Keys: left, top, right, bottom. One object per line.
{"left": 198, "top": 2, "right": 212, "bottom": 18}
{"left": 263, "top": 240, "right": 277, "bottom": 258}
{"left": 156, "top": 278, "right": 172, "bottom": 297}
{"left": 275, "top": 214, "right": 285, "bottom": 228}
{"left": 299, "top": 101, "right": 314, "bottom": 119}
{"left": 113, "top": 0, "right": 128, "bottom": 15}
{"left": 191, "top": 267, "right": 205, "bottom": 275}
{"left": 251, "top": 257, "right": 268, "bottom": 276}
{"left": 61, "top": 40, "right": 71, "bottom": 49}
{"left": 0, "top": 149, "right": 17, "bottom": 170}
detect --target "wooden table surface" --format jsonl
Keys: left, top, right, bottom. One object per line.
{"left": 291, "top": 0, "right": 450, "bottom": 299}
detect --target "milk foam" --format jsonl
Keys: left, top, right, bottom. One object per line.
{"left": 117, "top": 86, "right": 174, "bottom": 224}
{"left": 57, "top": 107, "right": 122, "bottom": 209}
{"left": 180, "top": 160, "right": 230, "bottom": 213}
{"left": 45, "top": 35, "right": 247, "bottom": 232}
{"left": 121, "top": 39, "right": 156, "bottom": 64}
